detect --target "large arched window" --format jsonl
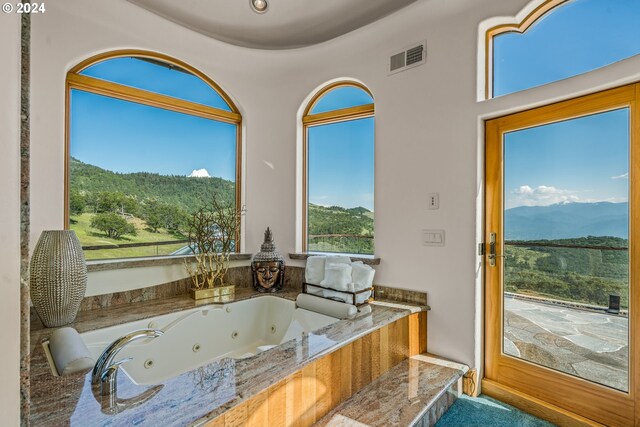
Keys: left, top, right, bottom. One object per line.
{"left": 486, "top": 0, "right": 640, "bottom": 98}
{"left": 65, "top": 50, "right": 242, "bottom": 260}
{"left": 302, "top": 82, "right": 375, "bottom": 255}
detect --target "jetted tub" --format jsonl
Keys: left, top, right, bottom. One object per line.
{"left": 63, "top": 296, "right": 338, "bottom": 385}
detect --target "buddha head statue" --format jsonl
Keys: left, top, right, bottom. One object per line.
{"left": 252, "top": 227, "right": 285, "bottom": 292}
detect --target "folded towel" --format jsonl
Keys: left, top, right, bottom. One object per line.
{"left": 323, "top": 289, "right": 350, "bottom": 303}
{"left": 352, "top": 263, "right": 375, "bottom": 291}
{"left": 306, "top": 284, "right": 326, "bottom": 297}
{"left": 356, "top": 290, "right": 372, "bottom": 304}
{"left": 326, "top": 255, "right": 352, "bottom": 266}
{"left": 305, "top": 256, "right": 326, "bottom": 285}
{"left": 49, "top": 327, "right": 94, "bottom": 376}
{"left": 321, "top": 263, "right": 352, "bottom": 291}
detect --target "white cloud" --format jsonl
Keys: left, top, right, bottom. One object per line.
{"left": 188, "top": 168, "right": 211, "bottom": 178}
{"left": 611, "top": 173, "right": 628, "bottom": 180}
{"left": 508, "top": 185, "right": 580, "bottom": 208}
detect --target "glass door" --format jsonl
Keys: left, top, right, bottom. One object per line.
{"left": 484, "top": 84, "right": 639, "bottom": 426}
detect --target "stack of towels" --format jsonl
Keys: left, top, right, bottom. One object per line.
{"left": 304, "top": 255, "right": 375, "bottom": 305}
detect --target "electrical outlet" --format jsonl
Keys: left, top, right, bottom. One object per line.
{"left": 428, "top": 193, "right": 439, "bottom": 209}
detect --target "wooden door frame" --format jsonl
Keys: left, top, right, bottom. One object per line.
{"left": 483, "top": 83, "right": 639, "bottom": 426}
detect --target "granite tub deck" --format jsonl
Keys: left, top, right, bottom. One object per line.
{"left": 29, "top": 290, "right": 428, "bottom": 426}
{"left": 314, "top": 354, "right": 468, "bottom": 427}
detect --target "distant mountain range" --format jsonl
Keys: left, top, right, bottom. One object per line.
{"left": 505, "top": 202, "right": 628, "bottom": 240}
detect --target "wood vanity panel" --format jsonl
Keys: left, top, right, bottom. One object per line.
{"left": 409, "top": 311, "right": 428, "bottom": 356}
{"left": 209, "top": 312, "right": 427, "bottom": 427}
{"left": 340, "top": 342, "right": 353, "bottom": 399}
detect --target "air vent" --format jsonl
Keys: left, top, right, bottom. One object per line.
{"left": 388, "top": 41, "right": 426, "bottom": 75}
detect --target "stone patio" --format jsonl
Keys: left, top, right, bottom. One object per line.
{"left": 504, "top": 295, "right": 629, "bottom": 391}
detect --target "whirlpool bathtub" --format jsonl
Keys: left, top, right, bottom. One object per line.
{"left": 66, "top": 296, "right": 338, "bottom": 385}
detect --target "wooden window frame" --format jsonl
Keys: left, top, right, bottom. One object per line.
{"left": 64, "top": 49, "right": 243, "bottom": 253}
{"left": 484, "top": 0, "right": 568, "bottom": 99}
{"left": 484, "top": 83, "right": 640, "bottom": 425}
{"left": 301, "top": 81, "right": 375, "bottom": 253}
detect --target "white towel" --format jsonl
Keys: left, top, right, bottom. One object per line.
{"left": 321, "top": 263, "right": 352, "bottom": 291}
{"left": 326, "top": 255, "right": 352, "bottom": 266}
{"left": 323, "top": 289, "right": 350, "bottom": 303}
{"left": 352, "top": 263, "right": 375, "bottom": 291}
{"left": 306, "top": 284, "right": 326, "bottom": 297}
{"left": 305, "top": 256, "right": 326, "bottom": 285}
{"left": 356, "top": 290, "right": 372, "bottom": 304}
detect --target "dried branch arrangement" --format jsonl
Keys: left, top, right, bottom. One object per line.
{"left": 184, "top": 194, "right": 244, "bottom": 290}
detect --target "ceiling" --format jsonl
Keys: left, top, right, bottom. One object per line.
{"left": 127, "top": 0, "right": 420, "bottom": 50}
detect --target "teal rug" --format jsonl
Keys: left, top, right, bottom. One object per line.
{"left": 435, "top": 394, "right": 556, "bottom": 427}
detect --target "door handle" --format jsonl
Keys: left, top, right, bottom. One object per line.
{"left": 488, "top": 232, "right": 499, "bottom": 267}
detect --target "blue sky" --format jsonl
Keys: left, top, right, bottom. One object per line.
{"left": 504, "top": 109, "right": 629, "bottom": 209}
{"left": 494, "top": 0, "right": 640, "bottom": 97}
{"left": 308, "top": 117, "right": 374, "bottom": 211}
{"left": 497, "top": 0, "right": 638, "bottom": 210}
{"left": 70, "top": 90, "right": 237, "bottom": 181}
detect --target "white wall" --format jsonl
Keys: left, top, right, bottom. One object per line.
{"left": 28, "top": 0, "right": 640, "bottom": 378}
{"left": 0, "top": 11, "right": 22, "bottom": 426}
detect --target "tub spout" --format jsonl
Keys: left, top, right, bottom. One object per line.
{"left": 98, "top": 384, "right": 165, "bottom": 415}
{"left": 92, "top": 329, "right": 164, "bottom": 396}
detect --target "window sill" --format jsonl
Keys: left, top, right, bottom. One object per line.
{"left": 87, "top": 253, "right": 252, "bottom": 273}
{"left": 289, "top": 252, "right": 380, "bottom": 266}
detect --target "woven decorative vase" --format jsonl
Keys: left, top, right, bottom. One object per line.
{"left": 30, "top": 230, "right": 87, "bottom": 327}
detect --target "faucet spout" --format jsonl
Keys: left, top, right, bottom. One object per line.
{"left": 92, "top": 329, "right": 164, "bottom": 395}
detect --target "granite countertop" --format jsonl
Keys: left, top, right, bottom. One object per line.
{"left": 29, "top": 289, "right": 427, "bottom": 426}
{"left": 315, "top": 354, "right": 468, "bottom": 427}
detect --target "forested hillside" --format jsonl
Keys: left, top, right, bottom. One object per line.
{"left": 69, "top": 158, "right": 375, "bottom": 257}
{"left": 504, "top": 236, "right": 628, "bottom": 308}
{"left": 70, "top": 157, "right": 235, "bottom": 212}
{"left": 307, "top": 204, "right": 374, "bottom": 254}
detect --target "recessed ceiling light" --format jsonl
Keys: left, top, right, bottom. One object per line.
{"left": 250, "top": 0, "right": 268, "bottom": 14}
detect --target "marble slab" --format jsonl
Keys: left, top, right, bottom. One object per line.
{"left": 315, "top": 354, "right": 468, "bottom": 427}
{"left": 78, "top": 265, "right": 305, "bottom": 312}
{"left": 29, "top": 291, "right": 416, "bottom": 426}
{"left": 374, "top": 284, "right": 428, "bottom": 306}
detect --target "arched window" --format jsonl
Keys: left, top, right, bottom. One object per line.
{"left": 486, "top": 0, "right": 640, "bottom": 98}
{"left": 302, "top": 82, "right": 375, "bottom": 255}
{"left": 66, "top": 50, "right": 242, "bottom": 260}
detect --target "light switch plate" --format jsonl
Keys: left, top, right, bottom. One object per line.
{"left": 423, "top": 229, "right": 445, "bottom": 246}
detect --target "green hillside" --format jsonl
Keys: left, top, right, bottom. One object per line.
{"left": 505, "top": 236, "right": 629, "bottom": 308}
{"left": 70, "top": 157, "right": 235, "bottom": 211}
{"left": 308, "top": 204, "right": 374, "bottom": 254}
{"left": 69, "top": 159, "right": 376, "bottom": 258}
{"left": 69, "top": 158, "right": 235, "bottom": 259}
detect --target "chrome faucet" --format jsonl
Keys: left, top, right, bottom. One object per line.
{"left": 92, "top": 329, "right": 164, "bottom": 396}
